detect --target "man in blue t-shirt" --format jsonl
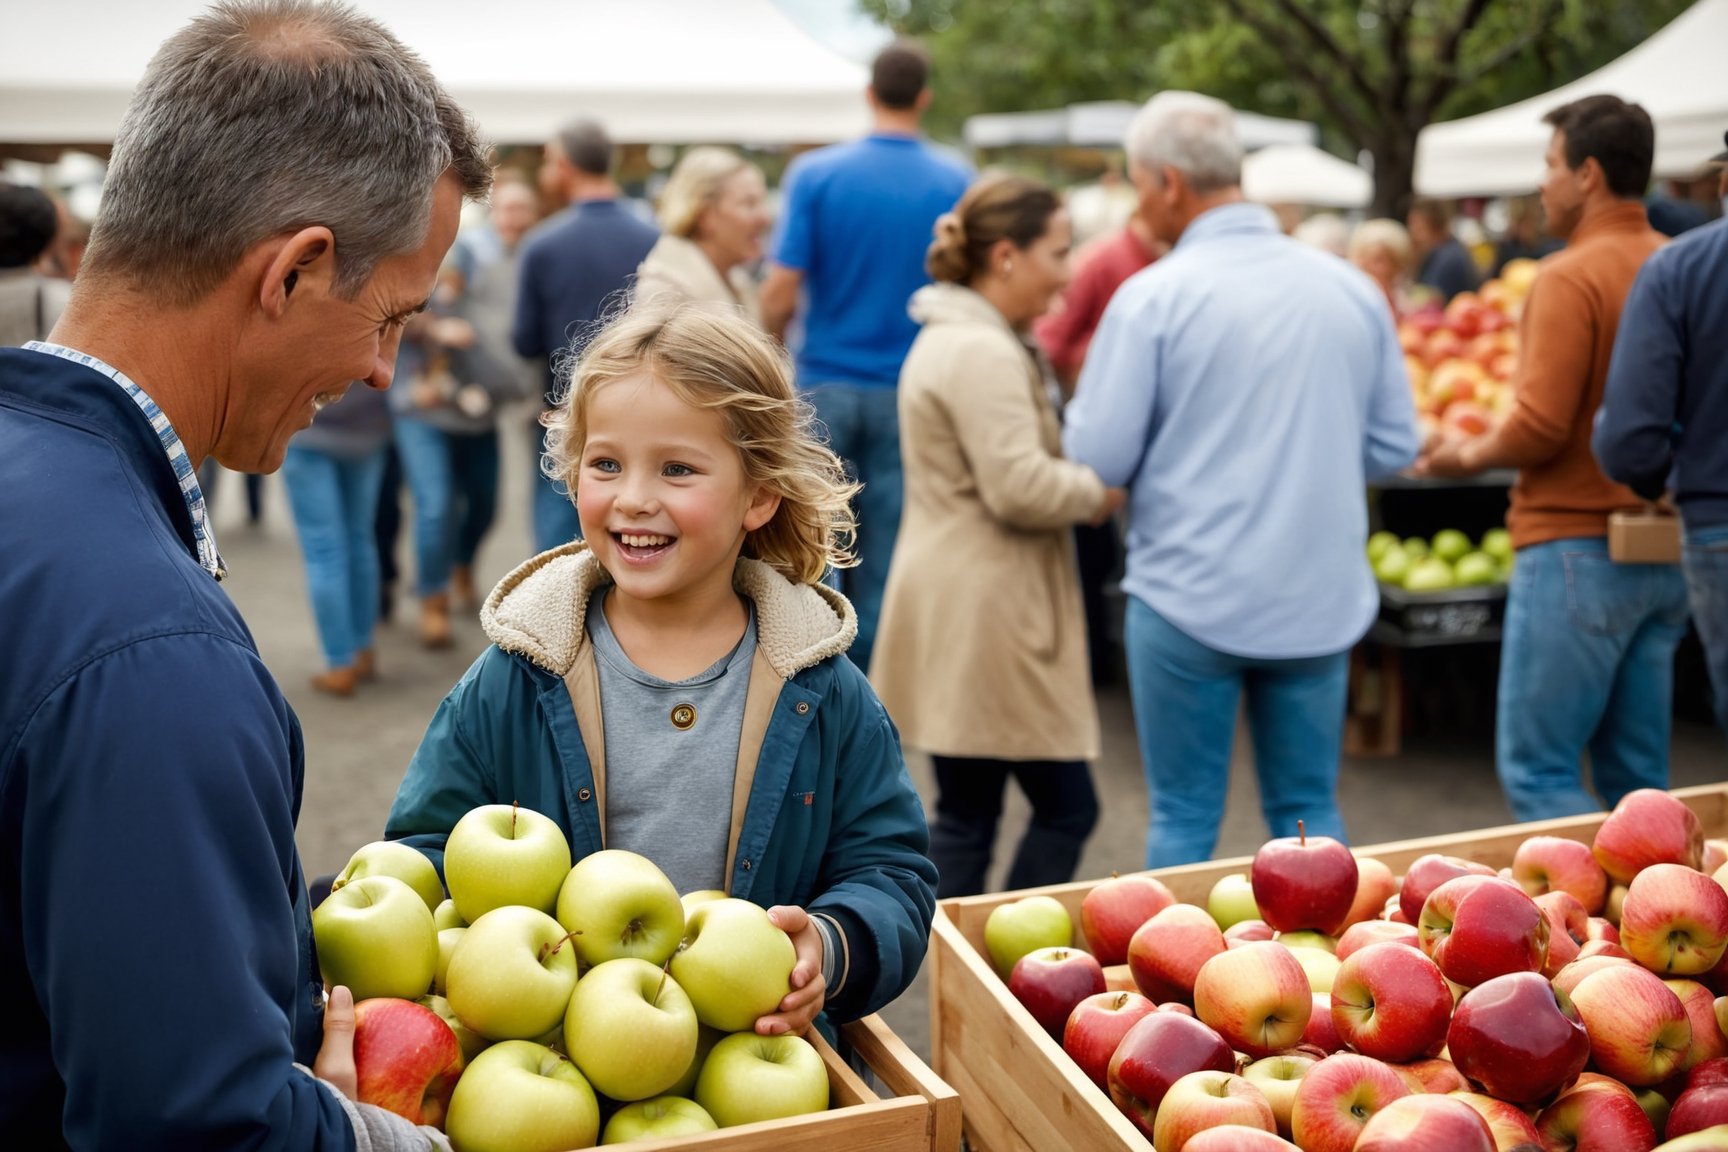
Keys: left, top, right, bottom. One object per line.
{"left": 513, "top": 118, "right": 659, "bottom": 552}
{"left": 761, "top": 40, "right": 970, "bottom": 673}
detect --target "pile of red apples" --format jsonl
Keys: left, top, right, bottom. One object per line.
{"left": 984, "top": 789, "right": 1728, "bottom": 1152}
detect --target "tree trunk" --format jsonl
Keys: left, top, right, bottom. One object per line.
{"left": 1368, "top": 129, "right": 1418, "bottom": 220}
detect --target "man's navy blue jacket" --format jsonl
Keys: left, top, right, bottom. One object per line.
{"left": 0, "top": 349, "right": 352, "bottom": 1149}
{"left": 1596, "top": 217, "right": 1728, "bottom": 531}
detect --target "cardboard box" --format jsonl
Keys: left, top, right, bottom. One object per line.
{"left": 929, "top": 784, "right": 1728, "bottom": 1152}
{"left": 1609, "top": 510, "right": 1681, "bottom": 564}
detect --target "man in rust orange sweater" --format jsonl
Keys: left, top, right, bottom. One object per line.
{"left": 1420, "top": 95, "right": 1689, "bottom": 822}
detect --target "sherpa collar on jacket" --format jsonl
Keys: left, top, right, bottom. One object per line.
{"left": 481, "top": 542, "right": 857, "bottom": 680}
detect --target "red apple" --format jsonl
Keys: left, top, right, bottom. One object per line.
{"left": 1586, "top": 916, "right": 1621, "bottom": 945}
{"left": 1330, "top": 941, "right": 1452, "bottom": 1063}
{"left": 1155, "top": 1000, "right": 1196, "bottom": 1018}
{"left": 1514, "top": 835, "right": 1610, "bottom": 914}
{"left": 1449, "top": 1090, "right": 1544, "bottom": 1150}
{"left": 1447, "top": 971, "right": 1590, "bottom": 1105}
{"left": 1669, "top": 1086, "right": 1728, "bottom": 1141}
{"left": 1570, "top": 964, "right": 1693, "bottom": 1086}
{"left": 1353, "top": 1093, "right": 1495, "bottom": 1151}
{"left": 1593, "top": 789, "right": 1705, "bottom": 886}
{"left": 1127, "top": 903, "right": 1226, "bottom": 1005}
{"left": 1336, "top": 919, "right": 1420, "bottom": 963}
{"left": 1400, "top": 854, "right": 1495, "bottom": 925}
{"left": 1151, "top": 1070, "right": 1276, "bottom": 1152}
{"left": 352, "top": 997, "right": 466, "bottom": 1127}
{"left": 1303, "top": 992, "right": 1345, "bottom": 1053}
{"left": 1398, "top": 1057, "right": 1469, "bottom": 1095}
{"left": 1705, "top": 840, "right": 1728, "bottom": 876}
{"left": 1008, "top": 946, "right": 1107, "bottom": 1042}
{"left": 1668, "top": 978, "right": 1728, "bottom": 1072}
{"left": 1081, "top": 874, "right": 1176, "bottom": 967}
{"left": 1621, "top": 863, "right": 1728, "bottom": 977}
{"left": 1289, "top": 1052, "right": 1411, "bottom": 1152}
{"left": 1552, "top": 953, "right": 1636, "bottom": 998}
{"left": 1251, "top": 824, "right": 1358, "bottom": 935}
{"left": 1193, "top": 941, "right": 1313, "bottom": 1059}
{"left": 1536, "top": 889, "right": 1590, "bottom": 976}
{"left": 1106, "top": 1010, "right": 1235, "bottom": 1139}
{"left": 1063, "top": 990, "right": 1156, "bottom": 1092}
{"left": 1343, "top": 858, "right": 1398, "bottom": 929}
{"left": 1418, "top": 875, "right": 1549, "bottom": 988}
{"left": 1579, "top": 938, "right": 1633, "bottom": 962}
{"left": 1225, "top": 919, "right": 1277, "bottom": 944}
{"left": 1535, "top": 1079, "right": 1658, "bottom": 1152}
{"left": 1179, "top": 1127, "right": 1301, "bottom": 1151}
{"left": 1243, "top": 1050, "right": 1321, "bottom": 1139}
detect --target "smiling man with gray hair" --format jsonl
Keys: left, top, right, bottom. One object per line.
{"left": 1063, "top": 91, "right": 1421, "bottom": 869}
{"left": 0, "top": 1, "right": 491, "bottom": 1147}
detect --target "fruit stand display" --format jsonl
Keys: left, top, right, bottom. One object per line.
{"left": 929, "top": 783, "right": 1728, "bottom": 1152}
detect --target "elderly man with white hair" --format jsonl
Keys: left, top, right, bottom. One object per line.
{"left": 1063, "top": 92, "right": 1421, "bottom": 868}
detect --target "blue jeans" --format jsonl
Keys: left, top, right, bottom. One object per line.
{"left": 532, "top": 423, "right": 582, "bottom": 554}
{"left": 807, "top": 383, "right": 902, "bottom": 673}
{"left": 282, "top": 446, "right": 387, "bottom": 669}
{"left": 1683, "top": 525, "right": 1728, "bottom": 741}
{"left": 394, "top": 418, "right": 501, "bottom": 597}
{"left": 1124, "top": 598, "right": 1350, "bottom": 868}
{"left": 1497, "top": 538, "right": 1691, "bottom": 822}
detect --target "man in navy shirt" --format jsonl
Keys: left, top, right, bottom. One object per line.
{"left": 1595, "top": 137, "right": 1728, "bottom": 740}
{"left": 761, "top": 41, "right": 970, "bottom": 672}
{"left": 513, "top": 119, "right": 659, "bottom": 552}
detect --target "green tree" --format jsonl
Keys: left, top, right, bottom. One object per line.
{"left": 861, "top": 0, "right": 1695, "bottom": 216}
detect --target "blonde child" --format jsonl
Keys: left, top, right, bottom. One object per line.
{"left": 385, "top": 303, "right": 937, "bottom": 1036}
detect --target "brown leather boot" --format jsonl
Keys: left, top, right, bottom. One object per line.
{"left": 420, "top": 592, "right": 453, "bottom": 649}
{"left": 310, "top": 665, "right": 361, "bottom": 697}
{"left": 452, "top": 565, "right": 478, "bottom": 613}
{"left": 353, "top": 648, "right": 377, "bottom": 681}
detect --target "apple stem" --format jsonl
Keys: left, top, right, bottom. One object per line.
{"left": 1298, "top": 819, "right": 1306, "bottom": 846}
{"left": 655, "top": 957, "right": 673, "bottom": 1004}
{"left": 511, "top": 799, "right": 520, "bottom": 839}
{"left": 542, "top": 929, "right": 582, "bottom": 962}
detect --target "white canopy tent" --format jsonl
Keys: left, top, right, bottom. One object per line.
{"left": 964, "top": 100, "right": 1316, "bottom": 153}
{"left": 1242, "top": 144, "right": 1372, "bottom": 209}
{"left": 1415, "top": 0, "right": 1728, "bottom": 197}
{"left": 0, "top": 0, "right": 870, "bottom": 147}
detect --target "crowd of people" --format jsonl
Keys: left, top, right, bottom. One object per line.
{"left": 3, "top": 0, "right": 1728, "bottom": 1145}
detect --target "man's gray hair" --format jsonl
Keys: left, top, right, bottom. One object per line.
{"left": 555, "top": 119, "right": 614, "bottom": 178}
{"left": 84, "top": 0, "right": 492, "bottom": 306}
{"left": 1124, "top": 91, "right": 1243, "bottom": 195}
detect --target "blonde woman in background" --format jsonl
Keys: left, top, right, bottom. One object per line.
{"left": 872, "top": 175, "right": 1124, "bottom": 897}
{"left": 637, "top": 147, "right": 769, "bottom": 322}
{"left": 1349, "top": 217, "right": 1416, "bottom": 314}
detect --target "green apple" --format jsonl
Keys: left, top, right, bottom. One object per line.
{"left": 681, "top": 889, "right": 727, "bottom": 915}
{"left": 1207, "top": 872, "right": 1260, "bottom": 930}
{"left": 563, "top": 957, "right": 698, "bottom": 1101}
{"left": 1431, "top": 528, "right": 1471, "bottom": 564}
{"left": 433, "top": 927, "right": 464, "bottom": 996}
{"left": 556, "top": 848, "right": 684, "bottom": 967}
{"left": 417, "top": 993, "right": 492, "bottom": 1064}
{"left": 1481, "top": 528, "right": 1513, "bottom": 563}
{"left": 1403, "top": 556, "right": 1455, "bottom": 591}
{"left": 1287, "top": 945, "right": 1341, "bottom": 993}
{"left": 1372, "top": 547, "right": 1412, "bottom": 586}
{"left": 667, "top": 1024, "right": 725, "bottom": 1099}
{"left": 1402, "top": 536, "right": 1429, "bottom": 559}
{"left": 433, "top": 898, "right": 465, "bottom": 931}
{"left": 445, "top": 905, "right": 579, "bottom": 1041}
{"left": 601, "top": 1096, "right": 717, "bottom": 1143}
{"left": 332, "top": 840, "right": 445, "bottom": 913}
{"left": 983, "top": 895, "right": 1072, "bottom": 979}
{"left": 669, "top": 898, "right": 796, "bottom": 1033}
{"left": 443, "top": 803, "right": 571, "bottom": 922}
{"left": 695, "top": 1033, "right": 829, "bottom": 1127}
{"left": 1454, "top": 550, "right": 1500, "bottom": 586}
{"left": 1275, "top": 930, "right": 1337, "bottom": 955}
{"left": 312, "top": 875, "right": 438, "bottom": 1002}
{"left": 1366, "top": 531, "right": 1400, "bottom": 563}
{"left": 444, "top": 1040, "right": 599, "bottom": 1152}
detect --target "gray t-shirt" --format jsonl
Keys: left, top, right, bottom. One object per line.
{"left": 586, "top": 589, "right": 755, "bottom": 895}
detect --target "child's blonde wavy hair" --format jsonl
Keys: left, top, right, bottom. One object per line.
{"left": 541, "top": 302, "right": 858, "bottom": 584}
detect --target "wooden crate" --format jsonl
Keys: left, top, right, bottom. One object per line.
{"left": 930, "top": 783, "right": 1728, "bottom": 1152}
{"left": 624, "top": 1013, "right": 960, "bottom": 1152}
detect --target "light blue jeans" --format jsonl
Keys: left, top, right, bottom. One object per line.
{"left": 282, "top": 445, "right": 387, "bottom": 670}
{"left": 394, "top": 417, "right": 500, "bottom": 597}
{"left": 1497, "top": 537, "right": 1691, "bottom": 822}
{"left": 1682, "top": 524, "right": 1728, "bottom": 741}
{"left": 806, "top": 383, "right": 902, "bottom": 674}
{"left": 532, "top": 423, "right": 582, "bottom": 555}
{"left": 1124, "top": 598, "right": 1350, "bottom": 868}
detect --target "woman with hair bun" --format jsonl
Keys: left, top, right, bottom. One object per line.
{"left": 872, "top": 174, "right": 1124, "bottom": 897}
{"left": 636, "top": 147, "right": 770, "bottom": 323}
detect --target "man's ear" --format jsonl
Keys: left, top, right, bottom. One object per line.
{"left": 259, "top": 227, "right": 335, "bottom": 318}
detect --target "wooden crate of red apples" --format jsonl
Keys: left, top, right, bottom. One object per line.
{"left": 1400, "top": 259, "right": 1539, "bottom": 442}
{"left": 930, "top": 783, "right": 1728, "bottom": 1152}
{"left": 310, "top": 803, "right": 957, "bottom": 1152}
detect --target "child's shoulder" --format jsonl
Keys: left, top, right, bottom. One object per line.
{"left": 734, "top": 559, "right": 857, "bottom": 681}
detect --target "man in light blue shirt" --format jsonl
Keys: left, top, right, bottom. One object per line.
{"left": 1065, "top": 92, "right": 1420, "bottom": 868}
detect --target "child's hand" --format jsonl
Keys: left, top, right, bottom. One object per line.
{"left": 756, "top": 905, "right": 827, "bottom": 1037}
{"left": 313, "top": 985, "right": 358, "bottom": 1099}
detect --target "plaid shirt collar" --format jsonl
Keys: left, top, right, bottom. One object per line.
{"left": 25, "top": 341, "right": 226, "bottom": 582}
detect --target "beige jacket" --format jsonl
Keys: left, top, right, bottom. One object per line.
{"left": 870, "top": 283, "right": 1106, "bottom": 761}
{"left": 635, "top": 234, "right": 760, "bottom": 325}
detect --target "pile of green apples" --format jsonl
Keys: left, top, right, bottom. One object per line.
{"left": 1368, "top": 528, "right": 1513, "bottom": 593}
{"left": 311, "top": 804, "right": 828, "bottom": 1151}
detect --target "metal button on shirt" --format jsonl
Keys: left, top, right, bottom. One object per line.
{"left": 671, "top": 703, "right": 697, "bottom": 730}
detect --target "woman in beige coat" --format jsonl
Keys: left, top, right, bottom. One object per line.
{"left": 637, "top": 147, "right": 768, "bottom": 323}
{"left": 872, "top": 175, "right": 1124, "bottom": 897}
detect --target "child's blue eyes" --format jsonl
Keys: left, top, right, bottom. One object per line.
{"left": 662, "top": 463, "right": 693, "bottom": 477}
{"left": 585, "top": 460, "right": 696, "bottom": 478}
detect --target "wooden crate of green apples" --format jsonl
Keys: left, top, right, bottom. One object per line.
{"left": 311, "top": 803, "right": 958, "bottom": 1152}
{"left": 1368, "top": 527, "right": 1513, "bottom": 593}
